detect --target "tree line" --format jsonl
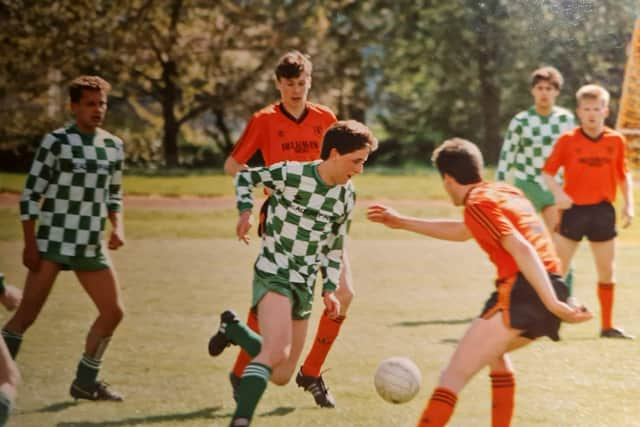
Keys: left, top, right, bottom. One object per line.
{"left": 0, "top": 0, "right": 637, "bottom": 171}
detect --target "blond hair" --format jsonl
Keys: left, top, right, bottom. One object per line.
{"left": 576, "top": 84, "right": 610, "bottom": 106}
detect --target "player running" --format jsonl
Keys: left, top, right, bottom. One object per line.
{"left": 368, "top": 138, "right": 592, "bottom": 426}
{"left": 220, "top": 50, "right": 351, "bottom": 408}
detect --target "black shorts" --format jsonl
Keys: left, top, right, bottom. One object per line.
{"left": 480, "top": 272, "right": 569, "bottom": 341}
{"left": 559, "top": 201, "right": 617, "bottom": 242}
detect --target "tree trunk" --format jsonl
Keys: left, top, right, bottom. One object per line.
{"left": 475, "top": 16, "right": 502, "bottom": 164}
{"left": 162, "top": 60, "right": 180, "bottom": 167}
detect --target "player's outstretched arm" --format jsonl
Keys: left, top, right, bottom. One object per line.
{"left": 367, "top": 204, "right": 472, "bottom": 241}
{"left": 500, "top": 232, "right": 592, "bottom": 324}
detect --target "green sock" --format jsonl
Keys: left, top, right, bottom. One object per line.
{"left": 565, "top": 266, "right": 574, "bottom": 296}
{"left": 225, "top": 319, "right": 262, "bottom": 357}
{"left": 75, "top": 354, "right": 101, "bottom": 386}
{"left": 1, "top": 330, "right": 22, "bottom": 359}
{"left": 0, "top": 391, "right": 11, "bottom": 427}
{"left": 231, "top": 362, "right": 272, "bottom": 425}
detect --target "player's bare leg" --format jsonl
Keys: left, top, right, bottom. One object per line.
{"left": 230, "top": 292, "right": 292, "bottom": 426}
{"left": 271, "top": 318, "right": 308, "bottom": 385}
{"left": 2, "top": 259, "right": 60, "bottom": 358}
{"left": 70, "top": 267, "right": 125, "bottom": 401}
{"left": 416, "top": 314, "right": 527, "bottom": 426}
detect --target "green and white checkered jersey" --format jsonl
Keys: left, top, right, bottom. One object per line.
{"left": 20, "top": 125, "right": 124, "bottom": 257}
{"left": 236, "top": 160, "right": 355, "bottom": 294}
{"left": 496, "top": 106, "right": 575, "bottom": 187}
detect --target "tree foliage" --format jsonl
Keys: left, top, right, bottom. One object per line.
{"left": 0, "top": 0, "right": 638, "bottom": 170}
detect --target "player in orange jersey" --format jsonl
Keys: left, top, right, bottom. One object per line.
{"left": 368, "top": 138, "right": 592, "bottom": 426}
{"left": 542, "top": 84, "right": 635, "bottom": 339}
{"left": 219, "top": 50, "right": 349, "bottom": 408}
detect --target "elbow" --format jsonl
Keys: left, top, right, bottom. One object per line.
{"left": 223, "top": 157, "right": 238, "bottom": 176}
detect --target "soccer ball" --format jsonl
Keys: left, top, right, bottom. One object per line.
{"left": 374, "top": 356, "right": 422, "bottom": 404}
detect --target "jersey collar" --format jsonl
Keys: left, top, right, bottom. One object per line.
{"left": 278, "top": 102, "right": 309, "bottom": 124}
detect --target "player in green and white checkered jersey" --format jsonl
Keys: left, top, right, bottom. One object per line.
{"left": 496, "top": 66, "right": 575, "bottom": 228}
{"left": 496, "top": 66, "right": 576, "bottom": 293}
{"left": 3, "top": 76, "right": 126, "bottom": 402}
{"left": 19, "top": 125, "right": 123, "bottom": 257}
{"left": 237, "top": 160, "right": 354, "bottom": 305}
{"left": 209, "top": 120, "right": 378, "bottom": 427}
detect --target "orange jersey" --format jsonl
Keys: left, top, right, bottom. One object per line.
{"left": 464, "top": 182, "right": 561, "bottom": 281}
{"left": 542, "top": 127, "right": 628, "bottom": 204}
{"left": 231, "top": 102, "right": 337, "bottom": 166}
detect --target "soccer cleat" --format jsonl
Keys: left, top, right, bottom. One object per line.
{"left": 70, "top": 380, "right": 123, "bottom": 401}
{"left": 600, "top": 327, "right": 634, "bottom": 339}
{"left": 208, "top": 310, "right": 239, "bottom": 357}
{"left": 295, "top": 367, "right": 336, "bottom": 408}
{"left": 229, "top": 372, "right": 241, "bottom": 402}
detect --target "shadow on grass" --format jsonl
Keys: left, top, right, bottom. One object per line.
{"left": 260, "top": 406, "right": 296, "bottom": 417}
{"left": 57, "top": 406, "right": 223, "bottom": 426}
{"left": 391, "top": 317, "right": 474, "bottom": 327}
{"left": 36, "top": 401, "right": 80, "bottom": 413}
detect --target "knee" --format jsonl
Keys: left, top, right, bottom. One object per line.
{"left": 264, "top": 347, "right": 290, "bottom": 369}
{"left": 101, "top": 304, "right": 125, "bottom": 328}
{"left": 270, "top": 371, "right": 292, "bottom": 386}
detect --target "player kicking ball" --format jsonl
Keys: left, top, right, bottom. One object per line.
{"left": 209, "top": 120, "right": 377, "bottom": 427}
{"left": 368, "top": 138, "right": 592, "bottom": 426}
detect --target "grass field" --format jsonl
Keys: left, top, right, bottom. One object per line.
{"left": 0, "top": 172, "right": 639, "bottom": 426}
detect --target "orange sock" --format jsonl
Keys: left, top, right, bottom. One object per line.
{"left": 231, "top": 309, "right": 260, "bottom": 378}
{"left": 597, "top": 282, "right": 614, "bottom": 330}
{"left": 416, "top": 387, "right": 457, "bottom": 426}
{"left": 301, "top": 310, "right": 345, "bottom": 377}
{"left": 490, "top": 371, "right": 515, "bottom": 427}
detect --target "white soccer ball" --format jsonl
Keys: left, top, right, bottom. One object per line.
{"left": 374, "top": 356, "right": 422, "bottom": 404}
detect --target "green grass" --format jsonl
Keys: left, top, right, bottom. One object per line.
{"left": 1, "top": 238, "right": 639, "bottom": 427}
{"left": 1, "top": 171, "right": 449, "bottom": 200}
{"left": 2, "top": 171, "right": 640, "bottom": 426}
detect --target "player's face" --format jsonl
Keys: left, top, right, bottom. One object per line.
{"left": 331, "top": 147, "right": 370, "bottom": 184}
{"left": 70, "top": 89, "right": 108, "bottom": 133}
{"left": 531, "top": 81, "right": 559, "bottom": 111}
{"left": 276, "top": 73, "right": 311, "bottom": 109}
{"left": 576, "top": 98, "right": 608, "bottom": 134}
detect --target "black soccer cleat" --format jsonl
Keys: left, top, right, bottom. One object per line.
{"left": 208, "top": 310, "right": 239, "bottom": 357}
{"left": 229, "top": 372, "right": 241, "bottom": 402}
{"left": 295, "top": 367, "right": 336, "bottom": 408}
{"left": 70, "top": 380, "right": 123, "bottom": 401}
{"left": 600, "top": 327, "right": 634, "bottom": 339}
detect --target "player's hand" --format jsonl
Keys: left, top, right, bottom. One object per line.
{"left": 108, "top": 228, "right": 125, "bottom": 250}
{"left": 367, "top": 204, "right": 403, "bottom": 228}
{"left": 621, "top": 203, "right": 634, "bottom": 229}
{"left": 553, "top": 191, "right": 573, "bottom": 210}
{"left": 322, "top": 291, "right": 340, "bottom": 319}
{"left": 552, "top": 298, "right": 592, "bottom": 324}
{"left": 22, "top": 242, "right": 41, "bottom": 271}
{"left": 236, "top": 210, "right": 253, "bottom": 245}
{"left": 0, "top": 285, "right": 22, "bottom": 311}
